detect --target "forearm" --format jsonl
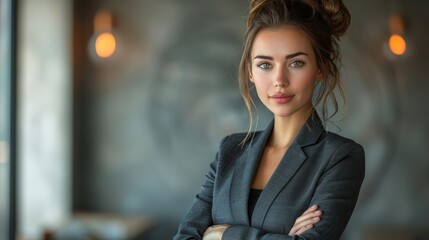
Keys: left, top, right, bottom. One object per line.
{"left": 222, "top": 225, "right": 307, "bottom": 240}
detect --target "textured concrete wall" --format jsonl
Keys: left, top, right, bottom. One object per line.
{"left": 74, "top": 2, "right": 258, "bottom": 238}
{"left": 343, "top": 1, "right": 429, "bottom": 239}
{"left": 17, "top": 0, "right": 72, "bottom": 238}
{"left": 74, "top": 0, "right": 429, "bottom": 239}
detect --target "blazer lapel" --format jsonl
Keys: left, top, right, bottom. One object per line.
{"left": 229, "top": 121, "right": 273, "bottom": 225}
{"left": 251, "top": 112, "right": 325, "bottom": 228}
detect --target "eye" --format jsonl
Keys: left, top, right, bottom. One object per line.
{"left": 257, "top": 63, "right": 272, "bottom": 69}
{"left": 289, "top": 61, "right": 305, "bottom": 68}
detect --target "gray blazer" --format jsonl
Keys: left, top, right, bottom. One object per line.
{"left": 173, "top": 113, "right": 365, "bottom": 240}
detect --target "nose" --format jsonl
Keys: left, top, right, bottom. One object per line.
{"left": 275, "top": 81, "right": 287, "bottom": 87}
{"left": 274, "top": 66, "right": 288, "bottom": 87}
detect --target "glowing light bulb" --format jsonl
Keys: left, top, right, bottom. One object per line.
{"left": 95, "top": 32, "right": 116, "bottom": 58}
{"left": 389, "top": 34, "right": 406, "bottom": 56}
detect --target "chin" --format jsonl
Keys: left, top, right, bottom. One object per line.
{"left": 273, "top": 113, "right": 296, "bottom": 118}
{"left": 270, "top": 109, "right": 297, "bottom": 118}
{"left": 268, "top": 105, "right": 312, "bottom": 119}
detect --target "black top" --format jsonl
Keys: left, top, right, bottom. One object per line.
{"left": 248, "top": 188, "right": 263, "bottom": 224}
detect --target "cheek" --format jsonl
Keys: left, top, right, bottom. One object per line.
{"left": 251, "top": 72, "right": 268, "bottom": 87}
{"left": 254, "top": 79, "right": 272, "bottom": 94}
{"left": 250, "top": 68, "right": 261, "bottom": 83}
{"left": 293, "top": 72, "right": 317, "bottom": 90}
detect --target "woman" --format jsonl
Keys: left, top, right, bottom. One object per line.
{"left": 173, "top": 0, "right": 365, "bottom": 239}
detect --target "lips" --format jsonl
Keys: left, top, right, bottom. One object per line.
{"left": 269, "top": 93, "right": 294, "bottom": 104}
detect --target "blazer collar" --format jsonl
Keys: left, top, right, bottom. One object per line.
{"left": 295, "top": 111, "right": 325, "bottom": 147}
{"left": 229, "top": 121, "right": 271, "bottom": 225}
{"left": 229, "top": 111, "right": 325, "bottom": 226}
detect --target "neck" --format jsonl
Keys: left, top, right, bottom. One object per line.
{"left": 269, "top": 106, "right": 313, "bottom": 148}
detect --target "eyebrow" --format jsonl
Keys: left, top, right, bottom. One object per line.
{"left": 253, "top": 52, "right": 308, "bottom": 60}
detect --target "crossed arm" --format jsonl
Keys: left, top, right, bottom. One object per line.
{"left": 173, "top": 142, "right": 364, "bottom": 240}
{"left": 203, "top": 204, "right": 322, "bottom": 239}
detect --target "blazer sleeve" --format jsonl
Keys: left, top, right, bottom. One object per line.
{"left": 221, "top": 142, "right": 365, "bottom": 240}
{"left": 173, "top": 136, "right": 229, "bottom": 240}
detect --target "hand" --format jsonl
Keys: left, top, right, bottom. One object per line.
{"left": 289, "top": 205, "right": 322, "bottom": 236}
{"left": 202, "top": 224, "right": 230, "bottom": 240}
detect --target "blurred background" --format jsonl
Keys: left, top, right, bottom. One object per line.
{"left": 1, "top": 0, "right": 429, "bottom": 239}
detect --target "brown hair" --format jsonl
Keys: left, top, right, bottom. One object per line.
{"left": 239, "top": 0, "right": 351, "bottom": 144}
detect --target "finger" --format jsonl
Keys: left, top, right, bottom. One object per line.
{"left": 289, "top": 213, "right": 321, "bottom": 235}
{"left": 294, "top": 224, "right": 314, "bottom": 235}
{"left": 293, "top": 216, "right": 321, "bottom": 231}
{"left": 289, "top": 222, "right": 311, "bottom": 236}
{"left": 289, "top": 207, "right": 322, "bottom": 236}
{"left": 289, "top": 216, "right": 320, "bottom": 236}
{"left": 295, "top": 217, "right": 320, "bottom": 229}
{"left": 302, "top": 205, "right": 318, "bottom": 215}
{"left": 294, "top": 210, "right": 322, "bottom": 225}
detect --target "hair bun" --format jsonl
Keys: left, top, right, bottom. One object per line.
{"left": 320, "top": 0, "right": 351, "bottom": 37}
{"left": 248, "top": 0, "right": 350, "bottom": 36}
{"left": 248, "top": 0, "right": 273, "bottom": 27}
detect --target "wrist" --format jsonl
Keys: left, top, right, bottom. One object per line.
{"left": 203, "top": 224, "right": 229, "bottom": 240}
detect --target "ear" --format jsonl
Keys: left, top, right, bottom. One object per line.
{"left": 248, "top": 65, "right": 254, "bottom": 82}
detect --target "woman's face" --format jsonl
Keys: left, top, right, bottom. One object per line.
{"left": 249, "top": 26, "right": 320, "bottom": 119}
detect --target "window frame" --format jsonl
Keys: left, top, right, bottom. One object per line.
{"left": 0, "top": 0, "right": 18, "bottom": 239}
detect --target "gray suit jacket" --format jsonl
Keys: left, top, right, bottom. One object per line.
{"left": 173, "top": 113, "right": 365, "bottom": 240}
